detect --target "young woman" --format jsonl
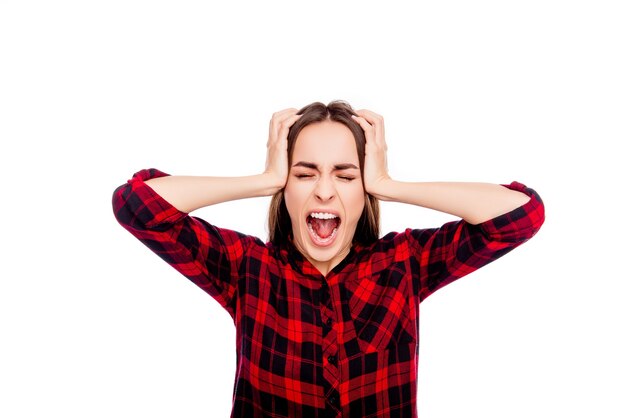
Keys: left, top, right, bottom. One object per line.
{"left": 112, "top": 100, "right": 545, "bottom": 417}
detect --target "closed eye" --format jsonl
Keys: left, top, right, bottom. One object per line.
{"left": 294, "top": 173, "right": 355, "bottom": 181}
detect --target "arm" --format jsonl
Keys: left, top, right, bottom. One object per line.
{"left": 351, "top": 110, "right": 531, "bottom": 223}
{"left": 143, "top": 108, "right": 302, "bottom": 213}
{"left": 406, "top": 181, "right": 544, "bottom": 301}
{"left": 368, "top": 179, "right": 530, "bottom": 225}
{"left": 351, "top": 109, "right": 545, "bottom": 301}
{"left": 111, "top": 109, "right": 302, "bottom": 315}
{"left": 143, "top": 173, "right": 282, "bottom": 214}
{"left": 112, "top": 169, "right": 262, "bottom": 315}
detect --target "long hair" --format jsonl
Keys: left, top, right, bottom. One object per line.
{"left": 268, "top": 100, "right": 380, "bottom": 247}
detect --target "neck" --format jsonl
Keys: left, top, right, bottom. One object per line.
{"left": 306, "top": 245, "right": 351, "bottom": 277}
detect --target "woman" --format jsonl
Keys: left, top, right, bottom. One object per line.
{"left": 112, "top": 100, "right": 545, "bottom": 417}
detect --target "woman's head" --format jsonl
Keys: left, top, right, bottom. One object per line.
{"left": 268, "top": 100, "right": 380, "bottom": 269}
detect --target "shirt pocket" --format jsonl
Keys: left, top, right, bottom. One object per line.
{"left": 346, "top": 266, "right": 416, "bottom": 353}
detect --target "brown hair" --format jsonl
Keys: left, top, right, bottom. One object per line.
{"left": 268, "top": 100, "right": 380, "bottom": 247}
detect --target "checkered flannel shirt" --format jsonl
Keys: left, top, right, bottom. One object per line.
{"left": 112, "top": 168, "right": 545, "bottom": 417}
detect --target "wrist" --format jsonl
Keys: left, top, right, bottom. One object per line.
{"left": 259, "top": 172, "right": 286, "bottom": 196}
{"left": 367, "top": 177, "right": 395, "bottom": 201}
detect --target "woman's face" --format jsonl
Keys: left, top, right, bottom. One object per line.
{"left": 284, "top": 120, "right": 365, "bottom": 275}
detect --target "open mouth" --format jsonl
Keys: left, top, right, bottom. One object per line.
{"left": 306, "top": 212, "right": 341, "bottom": 246}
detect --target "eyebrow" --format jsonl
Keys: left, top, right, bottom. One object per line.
{"left": 292, "top": 161, "right": 359, "bottom": 171}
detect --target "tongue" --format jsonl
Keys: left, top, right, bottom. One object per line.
{"left": 310, "top": 217, "right": 338, "bottom": 239}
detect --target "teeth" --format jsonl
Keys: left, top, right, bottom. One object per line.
{"left": 310, "top": 212, "right": 338, "bottom": 220}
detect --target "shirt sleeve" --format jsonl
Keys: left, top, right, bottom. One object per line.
{"left": 407, "top": 181, "right": 545, "bottom": 302}
{"left": 111, "top": 168, "right": 260, "bottom": 317}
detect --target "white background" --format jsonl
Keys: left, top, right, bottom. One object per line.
{"left": 1, "top": 1, "right": 624, "bottom": 417}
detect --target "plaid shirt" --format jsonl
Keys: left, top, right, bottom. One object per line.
{"left": 112, "top": 168, "right": 545, "bottom": 417}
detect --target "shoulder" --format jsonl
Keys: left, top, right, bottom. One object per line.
{"left": 353, "top": 231, "right": 413, "bottom": 265}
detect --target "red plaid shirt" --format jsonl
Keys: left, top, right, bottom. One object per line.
{"left": 112, "top": 168, "right": 545, "bottom": 417}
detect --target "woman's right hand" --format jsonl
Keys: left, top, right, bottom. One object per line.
{"left": 263, "top": 108, "right": 302, "bottom": 190}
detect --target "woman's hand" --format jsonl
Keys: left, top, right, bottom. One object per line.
{"left": 351, "top": 109, "right": 392, "bottom": 200}
{"left": 264, "top": 108, "right": 302, "bottom": 190}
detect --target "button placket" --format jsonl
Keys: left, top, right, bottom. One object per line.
{"left": 320, "top": 277, "right": 340, "bottom": 412}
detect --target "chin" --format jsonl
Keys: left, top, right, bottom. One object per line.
{"left": 296, "top": 223, "right": 352, "bottom": 264}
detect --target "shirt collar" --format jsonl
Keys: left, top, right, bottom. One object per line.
{"left": 276, "top": 234, "right": 361, "bottom": 279}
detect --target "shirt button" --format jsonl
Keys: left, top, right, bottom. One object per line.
{"left": 328, "top": 354, "right": 337, "bottom": 365}
{"left": 329, "top": 394, "right": 338, "bottom": 406}
{"left": 326, "top": 317, "right": 333, "bottom": 327}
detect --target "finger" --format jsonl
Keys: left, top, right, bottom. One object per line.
{"left": 272, "top": 108, "right": 299, "bottom": 118}
{"left": 354, "top": 110, "right": 385, "bottom": 147}
{"left": 354, "top": 109, "right": 383, "bottom": 124}
{"left": 269, "top": 112, "right": 301, "bottom": 146}
{"left": 270, "top": 109, "right": 300, "bottom": 130}
{"left": 351, "top": 114, "right": 377, "bottom": 146}
{"left": 269, "top": 108, "right": 298, "bottom": 129}
{"left": 354, "top": 108, "right": 378, "bottom": 119}
{"left": 271, "top": 108, "right": 300, "bottom": 124}
{"left": 350, "top": 114, "right": 372, "bottom": 130}
{"left": 269, "top": 108, "right": 299, "bottom": 143}
{"left": 277, "top": 114, "right": 302, "bottom": 139}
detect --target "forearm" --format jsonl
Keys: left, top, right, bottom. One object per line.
{"left": 374, "top": 179, "right": 531, "bottom": 225}
{"left": 145, "top": 173, "right": 282, "bottom": 213}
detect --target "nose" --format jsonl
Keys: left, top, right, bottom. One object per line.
{"left": 314, "top": 174, "right": 336, "bottom": 202}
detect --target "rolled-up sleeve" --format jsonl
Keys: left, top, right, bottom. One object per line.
{"left": 112, "top": 168, "right": 259, "bottom": 317}
{"left": 408, "top": 181, "right": 545, "bottom": 302}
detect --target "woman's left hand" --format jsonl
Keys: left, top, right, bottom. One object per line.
{"left": 351, "top": 109, "right": 391, "bottom": 199}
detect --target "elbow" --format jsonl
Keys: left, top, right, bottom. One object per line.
{"left": 477, "top": 184, "right": 545, "bottom": 243}
{"left": 528, "top": 188, "right": 546, "bottom": 238}
{"left": 511, "top": 186, "right": 545, "bottom": 242}
{"left": 507, "top": 181, "right": 546, "bottom": 236}
{"left": 112, "top": 182, "right": 134, "bottom": 228}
